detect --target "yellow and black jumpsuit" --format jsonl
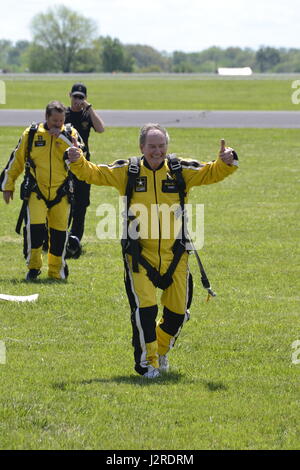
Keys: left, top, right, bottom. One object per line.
{"left": 1, "top": 123, "right": 80, "bottom": 279}
{"left": 70, "top": 153, "right": 238, "bottom": 375}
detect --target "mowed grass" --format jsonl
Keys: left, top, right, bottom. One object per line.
{"left": 1, "top": 75, "right": 299, "bottom": 110}
{"left": 0, "top": 126, "right": 299, "bottom": 450}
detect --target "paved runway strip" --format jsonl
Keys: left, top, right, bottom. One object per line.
{"left": 1, "top": 109, "right": 300, "bottom": 128}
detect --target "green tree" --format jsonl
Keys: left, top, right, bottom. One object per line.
{"left": 125, "top": 44, "right": 170, "bottom": 72}
{"left": 0, "top": 40, "right": 13, "bottom": 71}
{"left": 30, "top": 5, "right": 97, "bottom": 72}
{"left": 73, "top": 48, "right": 101, "bottom": 73}
{"left": 27, "top": 44, "right": 59, "bottom": 73}
{"left": 102, "top": 37, "right": 133, "bottom": 72}
{"left": 7, "top": 40, "right": 31, "bottom": 70}
{"left": 255, "top": 47, "right": 281, "bottom": 72}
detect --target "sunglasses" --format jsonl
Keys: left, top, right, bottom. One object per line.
{"left": 73, "top": 94, "right": 84, "bottom": 100}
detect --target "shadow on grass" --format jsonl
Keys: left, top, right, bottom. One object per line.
{"left": 0, "top": 278, "right": 24, "bottom": 284}
{"left": 21, "top": 279, "right": 68, "bottom": 285}
{"left": 53, "top": 374, "right": 228, "bottom": 390}
{"left": 0, "top": 277, "right": 68, "bottom": 285}
{"left": 52, "top": 371, "right": 184, "bottom": 390}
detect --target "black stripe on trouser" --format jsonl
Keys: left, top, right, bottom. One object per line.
{"left": 49, "top": 228, "right": 67, "bottom": 256}
{"left": 186, "top": 272, "right": 193, "bottom": 310}
{"left": 124, "top": 258, "right": 158, "bottom": 375}
{"left": 160, "top": 307, "right": 187, "bottom": 335}
{"left": 23, "top": 223, "right": 46, "bottom": 259}
{"left": 132, "top": 306, "right": 158, "bottom": 375}
{"left": 159, "top": 272, "right": 193, "bottom": 337}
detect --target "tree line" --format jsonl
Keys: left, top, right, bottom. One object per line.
{"left": 1, "top": 5, "right": 300, "bottom": 74}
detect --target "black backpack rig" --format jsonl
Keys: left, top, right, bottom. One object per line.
{"left": 121, "top": 154, "right": 217, "bottom": 301}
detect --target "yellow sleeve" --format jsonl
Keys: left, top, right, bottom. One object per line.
{"left": 183, "top": 157, "right": 238, "bottom": 191}
{"left": 70, "top": 156, "right": 128, "bottom": 194}
{"left": 0, "top": 129, "right": 29, "bottom": 192}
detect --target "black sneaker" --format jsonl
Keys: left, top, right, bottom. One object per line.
{"left": 25, "top": 269, "right": 41, "bottom": 281}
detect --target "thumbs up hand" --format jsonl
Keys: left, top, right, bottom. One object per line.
{"left": 219, "top": 138, "right": 234, "bottom": 166}
{"left": 68, "top": 136, "right": 81, "bottom": 162}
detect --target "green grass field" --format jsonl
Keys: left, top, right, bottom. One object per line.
{"left": 1, "top": 74, "right": 299, "bottom": 110}
{"left": 0, "top": 126, "right": 299, "bottom": 450}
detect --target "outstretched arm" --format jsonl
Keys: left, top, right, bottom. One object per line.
{"left": 184, "top": 138, "right": 239, "bottom": 190}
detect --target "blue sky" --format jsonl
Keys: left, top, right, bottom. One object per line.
{"left": 2, "top": 0, "right": 299, "bottom": 52}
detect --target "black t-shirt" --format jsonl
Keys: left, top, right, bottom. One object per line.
{"left": 65, "top": 107, "right": 94, "bottom": 158}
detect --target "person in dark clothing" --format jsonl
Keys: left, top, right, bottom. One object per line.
{"left": 65, "top": 83, "right": 105, "bottom": 241}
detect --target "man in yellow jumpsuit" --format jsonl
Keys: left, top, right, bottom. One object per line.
{"left": 67, "top": 123, "right": 239, "bottom": 378}
{"left": 1, "top": 101, "right": 82, "bottom": 281}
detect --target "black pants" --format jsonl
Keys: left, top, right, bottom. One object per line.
{"left": 70, "top": 176, "right": 91, "bottom": 241}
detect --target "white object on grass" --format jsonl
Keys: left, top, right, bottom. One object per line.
{"left": 0, "top": 293, "right": 39, "bottom": 302}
